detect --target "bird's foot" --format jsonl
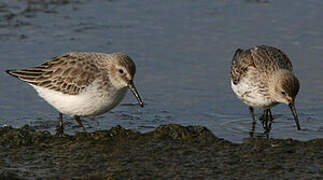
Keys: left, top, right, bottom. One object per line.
{"left": 55, "top": 126, "right": 66, "bottom": 137}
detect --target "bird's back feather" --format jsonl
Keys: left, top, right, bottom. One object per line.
{"left": 230, "top": 45, "right": 293, "bottom": 85}
{"left": 6, "top": 53, "right": 102, "bottom": 95}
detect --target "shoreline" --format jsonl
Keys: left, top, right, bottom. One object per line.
{"left": 0, "top": 124, "right": 322, "bottom": 179}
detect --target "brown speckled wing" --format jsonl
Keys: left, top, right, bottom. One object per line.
{"left": 251, "top": 45, "right": 293, "bottom": 72}
{"left": 6, "top": 53, "right": 99, "bottom": 95}
{"left": 230, "top": 48, "right": 255, "bottom": 85}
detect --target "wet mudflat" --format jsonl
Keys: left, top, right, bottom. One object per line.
{"left": 0, "top": 124, "right": 322, "bottom": 179}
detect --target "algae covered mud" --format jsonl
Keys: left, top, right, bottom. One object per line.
{"left": 0, "top": 124, "right": 323, "bottom": 179}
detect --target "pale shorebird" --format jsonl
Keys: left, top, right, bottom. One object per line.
{"left": 6, "top": 52, "right": 144, "bottom": 134}
{"left": 230, "top": 45, "right": 300, "bottom": 133}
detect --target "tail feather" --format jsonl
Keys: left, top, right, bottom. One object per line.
{"left": 232, "top": 48, "right": 243, "bottom": 65}
{"left": 6, "top": 69, "right": 42, "bottom": 83}
{"left": 6, "top": 69, "right": 17, "bottom": 77}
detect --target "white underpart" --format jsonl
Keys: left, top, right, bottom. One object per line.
{"left": 30, "top": 82, "right": 127, "bottom": 117}
{"left": 231, "top": 77, "right": 276, "bottom": 109}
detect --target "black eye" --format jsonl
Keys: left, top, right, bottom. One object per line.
{"left": 118, "top": 69, "right": 124, "bottom": 74}
{"left": 281, "top": 91, "right": 286, "bottom": 95}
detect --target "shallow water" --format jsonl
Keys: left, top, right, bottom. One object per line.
{"left": 0, "top": 0, "right": 322, "bottom": 143}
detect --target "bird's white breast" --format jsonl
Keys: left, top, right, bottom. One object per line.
{"left": 30, "top": 82, "right": 127, "bottom": 117}
{"left": 231, "top": 76, "right": 276, "bottom": 109}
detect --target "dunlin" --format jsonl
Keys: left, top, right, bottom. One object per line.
{"left": 230, "top": 45, "right": 300, "bottom": 132}
{"left": 6, "top": 52, "right": 144, "bottom": 134}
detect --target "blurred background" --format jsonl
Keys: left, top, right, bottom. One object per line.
{"left": 0, "top": 0, "right": 322, "bottom": 143}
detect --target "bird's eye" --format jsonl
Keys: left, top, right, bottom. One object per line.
{"left": 281, "top": 91, "right": 286, "bottom": 95}
{"left": 118, "top": 69, "right": 124, "bottom": 74}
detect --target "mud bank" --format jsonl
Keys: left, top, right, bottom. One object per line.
{"left": 0, "top": 124, "right": 322, "bottom": 179}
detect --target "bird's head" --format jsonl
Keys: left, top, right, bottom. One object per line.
{"left": 269, "top": 69, "right": 300, "bottom": 130}
{"left": 108, "top": 53, "right": 144, "bottom": 107}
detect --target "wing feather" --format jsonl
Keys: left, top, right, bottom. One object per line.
{"left": 230, "top": 48, "right": 255, "bottom": 85}
{"left": 6, "top": 53, "right": 99, "bottom": 95}
{"left": 231, "top": 45, "right": 294, "bottom": 85}
{"left": 251, "top": 45, "right": 293, "bottom": 72}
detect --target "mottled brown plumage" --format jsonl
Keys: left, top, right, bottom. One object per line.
{"left": 230, "top": 45, "right": 301, "bottom": 132}
{"left": 231, "top": 45, "right": 293, "bottom": 85}
{"left": 7, "top": 52, "right": 136, "bottom": 96}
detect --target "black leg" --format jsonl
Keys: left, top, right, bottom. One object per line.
{"left": 263, "top": 109, "right": 272, "bottom": 137}
{"left": 260, "top": 110, "right": 266, "bottom": 129}
{"left": 263, "top": 109, "right": 269, "bottom": 137}
{"left": 264, "top": 109, "right": 268, "bottom": 129}
{"left": 268, "top": 108, "right": 273, "bottom": 130}
{"left": 249, "top": 106, "right": 256, "bottom": 137}
{"left": 59, "top": 113, "right": 63, "bottom": 128}
{"left": 268, "top": 108, "right": 273, "bottom": 121}
{"left": 56, "top": 113, "right": 64, "bottom": 135}
{"left": 75, "top": 116, "right": 87, "bottom": 132}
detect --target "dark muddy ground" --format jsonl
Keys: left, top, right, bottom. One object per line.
{"left": 0, "top": 124, "right": 322, "bottom": 180}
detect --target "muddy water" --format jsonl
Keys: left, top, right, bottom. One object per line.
{"left": 0, "top": 0, "right": 322, "bottom": 143}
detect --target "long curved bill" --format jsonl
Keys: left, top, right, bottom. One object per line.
{"left": 127, "top": 81, "right": 144, "bottom": 107}
{"left": 289, "top": 102, "right": 301, "bottom": 130}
